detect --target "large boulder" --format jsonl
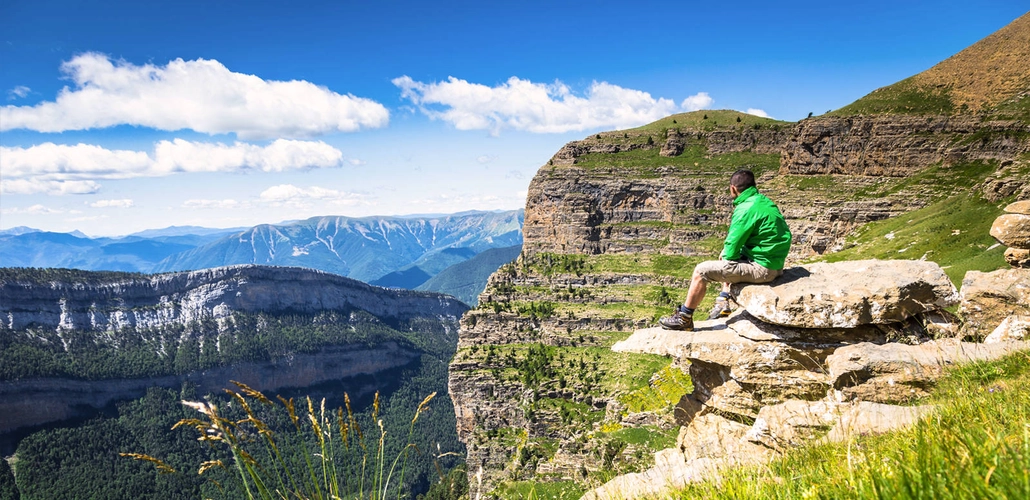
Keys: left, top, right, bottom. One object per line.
{"left": 734, "top": 260, "right": 959, "bottom": 328}
{"left": 825, "top": 338, "right": 1030, "bottom": 402}
{"left": 990, "top": 213, "right": 1030, "bottom": 248}
{"left": 960, "top": 268, "right": 1030, "bottom": 338}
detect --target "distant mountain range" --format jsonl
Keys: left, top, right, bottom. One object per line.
{"left": 0, "top": 210, "right": 524, "bottom": 303}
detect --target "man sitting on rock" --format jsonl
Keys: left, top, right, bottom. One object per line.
{"left": 660, "top": 168, "right": 792, "bottom": 331}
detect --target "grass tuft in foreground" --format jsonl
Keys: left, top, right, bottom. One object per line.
{"left": 124, "top": 381, "right": 449, "bottom": 500}
{"left": 673, "top": 350, "right": 1030, "bottom": 499}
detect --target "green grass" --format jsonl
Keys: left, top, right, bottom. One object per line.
{"left": 619, "top": 364, "right": 693, "bottom": 414}
{"left": 495, "top": 480, "right": 584, "bottom": 499}
{"left": 813, "top": 191, "right": 1010, "bottom": 286}
{"left": 831, "top": 77, "right": 956, "bottom": 116}
{"left": 572, "top": 145, "right": 780, "bottom": 175}
{"left": 990, "top": 91, "right": 1030, "bottom": 124}
{"left": 673, "top": 350, "right": 1030, "bottom": 499}
{"left": 603, "top": 426, "right": 679, "bottom": 450}
{"left": 625, "top": 110, "right": 793, "bottom": 135}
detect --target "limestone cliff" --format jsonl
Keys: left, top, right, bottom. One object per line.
{"left": 780, "top": 115, "right": 1030, "bottom": 177}
{"left": 0, "top": 265, "right": 468, "bottom": 436}
{"left": 450, "top": 110, "right": 1028, "bottom": 493}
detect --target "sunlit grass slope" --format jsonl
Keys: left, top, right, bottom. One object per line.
{"left": 674, "top": 350, "right": 1030, "bottom": 499}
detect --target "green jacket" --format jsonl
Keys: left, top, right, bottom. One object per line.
{"left": 721, "top": 186, "right": 791, "bottom": 270}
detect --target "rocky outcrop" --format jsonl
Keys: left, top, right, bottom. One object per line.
{"left": 593, "top": 259, "right": 1030, "bottom": 499}
{"left": 781, "top": 115, "right": 1030, "bottom": 177}
{"left": 734, "top": 260, "right": 959, "bottom": 328}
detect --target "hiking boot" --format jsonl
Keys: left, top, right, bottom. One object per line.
{"left": 707, "top": 297, "right": 734, "bottom": 320}
{"left": 659, "top": 308, "right": 694, "bottom": 331}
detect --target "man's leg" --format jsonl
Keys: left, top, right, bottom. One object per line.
{"left": 683, "top": 272, "right": 708, "bottom": 310}
{"left": 659, "top": 269, "right": 710, "bottom": 331}
{"left": 707, "top": 282, "right": 734, "bottom": 319}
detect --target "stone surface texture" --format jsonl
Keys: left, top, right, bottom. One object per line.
{"left": 990, "top": 213, "right": 1030, "bottom": 248}
{"left": 734, "top": 260, "right": 959, "bottom": 328}
{"left": 824, "top": 339, "right": 1030, "bottom": 402}
{"left": 1006, "top": 247, "right": 1030, "bottom": 268}
{"left": 960, "top": 268, "right": 1030, "bottom": 338}
{"left": 984, "top": 315, "right": 1030, "bottom": 343}
{"left": 1004, "top": 200, "right": 1030, "bottom": 215}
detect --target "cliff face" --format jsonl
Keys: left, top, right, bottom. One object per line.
{"left": 781, "top": 115, "right": 1030, "bottom": 176}
{"left": 2, "top": 265, "right": 466, "bottom": 332}
{"left": 449, "top": 106, "right": 1030, "bottom": 492}
{"left": 0, "top": 265, "right": 468, "bottom": 437}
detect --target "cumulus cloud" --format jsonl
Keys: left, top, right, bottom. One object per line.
{"left": 394, "top": 75, "right": 706, "bottom": 134}
{"left": 259, "top": 184, "right": 368, "bottom": 207}
{"left": 1, "top": 53, "right": 389, "bottom": 139}
{"left": 8, "top": 86, "right": 30, "bottom": 100}
{"left": 681, "top": 92, "right": 714, "bottom": 111}
{"left": 0, "top": 139, "right": 344, "bottom": 195}
{"left": 745, "top": 108, "right": 772, "bottom": 118}
{"left": 89, "top": 199, "right": 134, "bottom": 208}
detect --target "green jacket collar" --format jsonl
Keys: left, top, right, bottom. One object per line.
{"left": 732, "top": 186, "right": 759, "bottom": 206}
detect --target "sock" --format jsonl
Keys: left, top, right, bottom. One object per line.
{"left": 718, "top": 291, "right": 730, "bottom": 300}
{"left": 680, "top": 306, "right": 695, "bottom": 315}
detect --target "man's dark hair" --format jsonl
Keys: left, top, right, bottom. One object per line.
{"left": 730, "top": 169, "right": 756, "bottom": 191}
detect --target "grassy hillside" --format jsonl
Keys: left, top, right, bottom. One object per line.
{"left": 674, "top": 349, "right": 1030, "bottom": 499}
{"left": 833, "top": 12, "right": 1030, "bottom": 118}
{"left": 803, "top": 158, "right": 1029, "bottom": 284}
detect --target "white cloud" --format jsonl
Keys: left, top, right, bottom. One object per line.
{"left": 394, "top": 75, "right": 699, "bottom": 134}
{"left": 745, "top": 108, "right": 772, "bottom": 118}
{"left": 681, "top": 92, "right": 714, "bottom": 111}
{"left": 89, "top": 199, "right": 134, "bottom": 208}
{"left": 259, "top": 184, "right": 368, "bottom": 207}
{"left": 8, "top": 86, "right": 30, "bottom": 100}
{"left": 505, "top": 170, "right": 524, "bottom": 179}
{"left": 347, "top": 158, "right": 366, "bottom": 166}
{"left": 1, "top": 53, "right": 389, "bottom": 139}
{"left": 1, "top": 179, "right": 101, "bottom": 195}
{"left": 476, "top": 155, "right": 497, "bottom": 164}
{"left": 182, "top": 199, "right": 243, "bottom": 210}
{"left": 0, "top": 204, "right": 64, "bottom": 215}
{"left": 0, "top": 139, "right": 344, "bottom": 195}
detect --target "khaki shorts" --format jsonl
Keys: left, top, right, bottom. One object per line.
{"left": 693, "top": 259, "right": 782, "bottom": 284}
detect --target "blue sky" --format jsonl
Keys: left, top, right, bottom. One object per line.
{"left": 1, "top": 0, "right": 1026, "bottom": 236}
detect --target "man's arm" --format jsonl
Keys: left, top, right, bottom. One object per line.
{"left": 721, "top": 209, "right": 754, "bottom": 260}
